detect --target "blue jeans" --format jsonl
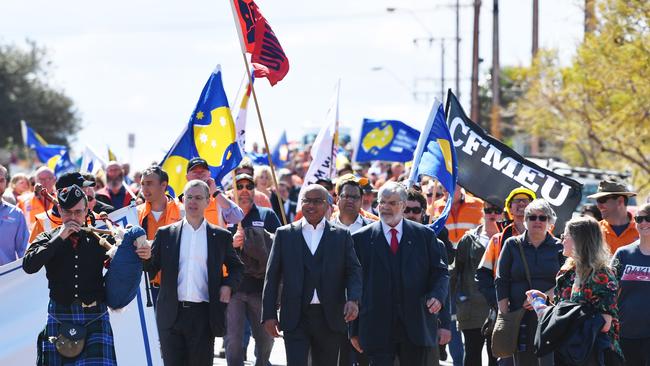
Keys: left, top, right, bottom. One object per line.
{"left": 449, "top": 318, "right": 464, "bottom": 366}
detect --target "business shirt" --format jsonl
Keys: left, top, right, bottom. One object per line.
{"left": 0, "top": 201, "right": 29, "bottom": 266}
{"left": 335, "top": 214, "right": 364, "bottom": 234}
{"left": 177, "top": 218, "right": 209, "bottom": 302}
{"left": 301, "top": 217, "right": 326, "bottom": 304}
{"left": 381, "top": 219, "right": 404, "bottom": 246}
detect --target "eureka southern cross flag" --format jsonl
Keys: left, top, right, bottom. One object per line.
{"left": 408, "top": 99, "right": 458, "bottom": 235}
{"left": 20, "top": 120, "right": 75, "bottom": 176}
{"left": 160, "top": 66, "right": 242, "bottom": 197}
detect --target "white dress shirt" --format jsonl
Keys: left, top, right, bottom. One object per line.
{"left": 177, "top": 218, "right": 209, "bottom": 302}
{"left": 382, "top": 219, "right": 404, "bottom": 246}
{"left": 301, "top": 217, "right": 327, "bottom": 304}
{"left": 335, "top": 213, "right": 364, "bottom": 234}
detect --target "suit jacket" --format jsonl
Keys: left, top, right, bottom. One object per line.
{"left": 351, "top": 219, "right": 449, "bottom": 352}
{"left": 262, "top": 220, "right": 362, "bottom": 334}
{"left": 144, "top": 220, "right": 244, "bottom": 337}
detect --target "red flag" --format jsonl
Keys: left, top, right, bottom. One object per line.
{"left": 233, "top": 0, "right": 289, "bottom": 86}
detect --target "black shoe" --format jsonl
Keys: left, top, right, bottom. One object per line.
{"left": 439, "top": 345, "right": 448, "bottom": 361}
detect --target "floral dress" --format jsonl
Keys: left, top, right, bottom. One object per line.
{"left": 553, "top": 266, "right": 624, "bottom": 359}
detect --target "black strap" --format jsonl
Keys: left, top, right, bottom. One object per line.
{"left": 516, "top": 240, "right": 534, "bottom": 290}
{"left": 48, "top": 310, "right": 107, "bottom": 327}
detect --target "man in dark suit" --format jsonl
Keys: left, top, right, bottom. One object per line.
{"left": 144, "top": 179, "right": 244, "bottom": 366}
{"left": 350, "top": 182, "right": 449, "bottom": 366}
{"left": 262, "top": 184, "right": 362, "bottom": 366}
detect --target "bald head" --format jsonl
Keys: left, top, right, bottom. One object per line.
{"left": 302, "top": 184, "right": 330, "bottom": 226}
{"left": 35, "top": 166, "right": 56, "bottom": 192}
{"left": 304, "top": 184, "right": 328, "bottom": 200}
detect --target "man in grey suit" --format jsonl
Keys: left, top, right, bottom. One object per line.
{"left": 144, "top": 179, "right": 244, "bottom": 366}
{"left": 350, "top": 182, "right": 449, "bottom": 366}
{"left": 262, "top": 184, "right": 362, "bottom": 366}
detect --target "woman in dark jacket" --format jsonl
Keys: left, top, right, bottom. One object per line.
{"left": 451, "top": 198, "right": 502, "bottom": 366}
{"left": 496, "top": 199, "right": 562, "bottom": 366}
{"left": 528, "top": 216, "right": 623, "bottom": 365}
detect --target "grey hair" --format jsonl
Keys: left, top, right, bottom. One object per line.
{"left": 524, "top": 198, "right": 557, "bottom": 225}
{"left": 378, "top": 181, "right": 408, "bottom": 202}
{"left": 183, "top": 179, "right": 210, "bottom": 199}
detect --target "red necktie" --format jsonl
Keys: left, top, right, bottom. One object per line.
{"left": 390, "top": 228, "right": 399, "bottom": 255}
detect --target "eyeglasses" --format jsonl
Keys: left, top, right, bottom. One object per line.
{"left": 596, "top": 195, "right": 621, "bottom": 204}
{"left": 511, "top": 198, "right": 531, "bottom": 205}
{"left": 426, "top": 192, "right": 444, "bottom": 199}
{"left": 526, "top": 215, "right": 549, "bottom": 222}
{"left": 635, "top": 215, "right": 650, "bottom": 223}
{"left": 185, "top": 195, "right": 207, "bottom": 201}
{"left": 484, "top": 207, "right": 503, "bottom": 214}
{"left": 61, "top": 209, "right": 86, "bottom": 217}
{"left": 339, "top": 194, "right": 361, "bottom": 201}
{"left": 404, "top": 206, "right": 423, "bottom": 214}
{"left": 236, "top": 183, "right": 255, "bottom": 191}
{"left": 301, "top": 198, "right": 325, "bottom": 206}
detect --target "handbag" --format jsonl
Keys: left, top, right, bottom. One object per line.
{"left": 491, "top": 240, "right": 534, "bottom": 358}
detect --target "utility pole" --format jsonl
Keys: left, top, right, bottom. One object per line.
{"left": 455, "top": 0, "right": 461, "bottom": 99}
{"left": 530, "top": 0, "right": 540, "bottom": 154}
{"left": 584, "top": 0, "right": 596, "bottom": 37}
{"left": 490, "top": 0, "right": 501, "bottom": 140}
{"left": 470, "top": 0, "right": 481, "bottom": 123}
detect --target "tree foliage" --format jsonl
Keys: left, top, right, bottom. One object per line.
{"left": 515, "top": 0, "right": 650, "bottom": 195}
{"left": 0, "top": 41, "right": 80, "bottom": 147}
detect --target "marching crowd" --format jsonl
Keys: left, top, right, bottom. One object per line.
{"left": 0, "top": 155, "right": 649, "bottom": 366}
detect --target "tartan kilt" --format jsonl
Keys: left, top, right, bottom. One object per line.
{"left": 37, "top": 300, "right": 117, "bottom": 366}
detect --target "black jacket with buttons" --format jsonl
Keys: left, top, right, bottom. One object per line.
{"left": 23, "top": 227, "right": 108, "bottom": 305}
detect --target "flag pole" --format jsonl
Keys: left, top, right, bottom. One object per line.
{"left": 229, "top": 1, "right": 287, "bottom": 225}
{"left": 329, "top": 79, "right": 341, "bottom": 179}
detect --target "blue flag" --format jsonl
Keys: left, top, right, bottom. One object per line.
{"left": 160, "top": 66, "right": 242, "bottom": 197}
{"left": 21, "top": 120, "right": 75, "bottom": 176}
{"left": 408, "top": 100, "right": 458, "bottom": 234}
{"left": 354, "top": 119, "right": 420, "bottom": 162}
{"left": 245, "top": 130, "right": 290, "bottom": 168}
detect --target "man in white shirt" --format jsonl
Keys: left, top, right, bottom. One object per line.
{"left": 333, "top": 175, "right": 376, "bottom": 235}
{"left": 262, "top": 184, "right": 362, "bottom": 366}
{"left": 145, "top": 179, "right": 244, "bottom": 366}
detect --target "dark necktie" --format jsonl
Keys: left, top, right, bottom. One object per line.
{"left": 390, "top": 228, "right": 399, "bottom": 255}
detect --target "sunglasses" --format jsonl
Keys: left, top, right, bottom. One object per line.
{"left": 236, "top": 183, "right": 255, "bottom": 191}
{"left": 635, "top": 215, "right": 650, "bottom": 223}
{"left": 427, "top": 192, "right": 444, "bottom": 199}
{"left": 484, "top": 207, "right": 503, "bottom": 214}
{"left": 526, "top": 215, "right": 549, "bottom": 222}
{"left": 404, "top": 206, "right": 423, "bottom": 214}
{"left": 596, "top": 195, "right": 621, "bottom": 204}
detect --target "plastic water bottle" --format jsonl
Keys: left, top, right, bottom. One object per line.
{"left": 530, "top": 293, "right": 547, "bottom": 316}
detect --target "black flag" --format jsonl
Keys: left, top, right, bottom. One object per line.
{"left": 445, "top": 91, "right": 582, "bottom": 233}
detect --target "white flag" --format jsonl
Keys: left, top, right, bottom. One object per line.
{"left": 297, "top": 82, "right": 340, "bottom": 209}
{"left": 79, "top": 145, "right": 107, "bottom": 174}
{"left": 233, "top": 72, "right": 254, "bottom": 156}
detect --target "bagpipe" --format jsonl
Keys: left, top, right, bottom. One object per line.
{"left": 37, "top": 183, "right": 151, "bottom": 310}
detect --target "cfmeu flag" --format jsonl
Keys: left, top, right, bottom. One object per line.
{"left": 408, "top": 99, "right": 458, "bottom": 234}
{"left": 20, "top": 121, "right": 74, "bottom": 176}
{"left": 231, "top": 0, "right": 289, "bottom": 86}
{"left": 354, "top": 119, "right": 420, "bottom": 163}
{"left": 161, "top": 66, "right": 242, "bottom": 197}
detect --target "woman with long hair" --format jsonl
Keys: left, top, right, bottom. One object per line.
{"left": 613, "top": 202, "right": 650, "bottom": 365}
{"left": 254, "top": 165, "right": 273, "bottom": 199}
{"left": 528, "top": 216, "right": 623, "bottom": 365}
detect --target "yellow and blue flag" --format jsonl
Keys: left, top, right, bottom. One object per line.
{"left": 354, "top": 119, "right": 420, "bottom": 162}
{"left": 408, "top": 99, "right": 458, "bottom": 234}
{"left": 20, "top": 120, "right": 75, "bottom": 176}
{"left": 161, "top": 66, "right": 242, "bottom": 197}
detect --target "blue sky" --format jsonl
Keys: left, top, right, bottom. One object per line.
{"left": 2, "top": 0, "right": 584, "bottom": 170}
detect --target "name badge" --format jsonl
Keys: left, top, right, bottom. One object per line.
{"left": 252, "top": 221, "right": 265, "bottom": 227}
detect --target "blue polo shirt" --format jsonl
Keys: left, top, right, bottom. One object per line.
{"left": 0, "top": 201, "right": 29, "bottom": 266}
